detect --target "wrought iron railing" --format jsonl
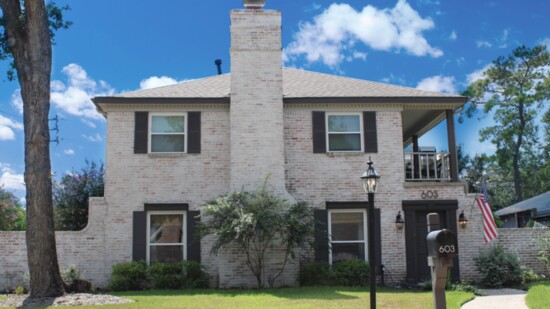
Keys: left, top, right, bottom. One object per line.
{"left": 404, "top": 152, "right": 451, "bottom": 182}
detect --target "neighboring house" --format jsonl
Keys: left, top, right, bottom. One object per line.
{"left": 495, "top": 192, "right": 550, "bottom": 228}
{"left": 0, "top": 3, "right": 487, "bottom": 290}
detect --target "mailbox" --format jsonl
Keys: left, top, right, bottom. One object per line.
{"left": 426, "top": 229, "right": 458, "bottom": 258}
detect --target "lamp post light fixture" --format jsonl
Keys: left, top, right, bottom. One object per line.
{"left": 361, "top": 157, "right": 380, "bottom": 309}
{"left": 395, "top": 211, "right": 404, "bottom": 230}
{"left": 458, "top": 211, "right": 468, "bottom": 229}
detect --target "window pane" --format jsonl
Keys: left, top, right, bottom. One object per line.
{"left": 328, "top": 134, "right": 361, "bottom": 151}
{"left": 328, "top": 115, "right": 360, "bottom": 132}
{"left": 150, "top": 245, "right": 184, "bottom": 263}
{"left": 331, "top": 212, "right": 364, "bottom": 241}
{"left": 331, "top": 243, "right": 365, "bottom": 263}
{"left": 151, "top": 135, "right": 185, "bottom": 152}
{"left": 150, "top": 214, "right": 183, "bottom": 244}
{"left": 152, "top": 116, "right": 185, "bottom": 133}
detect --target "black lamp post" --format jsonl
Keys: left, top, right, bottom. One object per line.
{"left": 361, "top": 157, "right": 380, "bottom": 309}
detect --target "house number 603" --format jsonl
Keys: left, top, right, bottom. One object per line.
{"left": 421, "top": 190, "right": 438, "bottom": 199}
{"left": 439, "top": 245, "right": 456, "bottom": 254}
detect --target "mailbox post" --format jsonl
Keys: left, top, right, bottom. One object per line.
{"left": 426, "top": 213, "right": 458, "bottom": 309}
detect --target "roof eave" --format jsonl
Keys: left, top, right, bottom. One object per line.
{"left": 283, "top": 96, "right": 468, "bottom": 104}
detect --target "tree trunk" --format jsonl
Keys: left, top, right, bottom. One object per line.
{"left": 0, "top": 0, "right": 65, "bottom": 297}
{"left": 513, "top": 102, "right": 525, "bottom": 203}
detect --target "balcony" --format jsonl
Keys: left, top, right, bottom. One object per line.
{"left": 404, "top": 150, "right": 451, "bottom": 182}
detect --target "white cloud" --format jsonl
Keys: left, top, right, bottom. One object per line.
{"left": 352, "top": 51, "right": 368, "bottom": 61}
{"left": 10, "top": 90, "right": 23, "bottom": 114}
{"left": 0, "top": 114, "right": 23, "bottom": 141}
{"left": 284, "top": 0, "right": 443, "bottom": 68}
{"left": 497, "top": 29, "right": 509, "bottom": 49}
{"left": 476, "top": 40, "right": 492, "bottom": 48}
{"left": 139, "top": 76, "right": 179, "bottom": 90}
{"left": 466, "top": 64, "right": 491, "bottom": 84}
{"left": 82, "top": 133, "right": 103, "bottom": 142}
{"left": 50, "top": 63, "right": 115, "bottom": 120}
{"left": 449, "top": 30, "right": 457, "bottom": 40}
{"left": 416, "top": 75, "right": 457, "bottom": 94}
{"left": 81, "top": 119, "right": 97, "bottom": 128}
{"left": 64, "top": 148, "right": 75, "bottom": 155}
{"left": 0, "top": 164, "right": 25, "bottom": 192}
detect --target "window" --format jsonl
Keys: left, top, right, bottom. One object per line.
{"left": 326, "top": 113, "right": 363, "bottom": 152}
{"left": 328, "top": 210, "right": 367, "bottom": 264}
{"left": 146, "top": 211, "right": 186, "bottom": 263}
{"left": 149, "top": 113, "right": 186, "bottom": 153}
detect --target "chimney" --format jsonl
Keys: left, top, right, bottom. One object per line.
{"left": 229, "top": 3, "right": 292, "bottom": 200}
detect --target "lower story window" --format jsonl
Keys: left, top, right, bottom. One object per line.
{"left": 329, "top": 210, "right": 367, "bottom": 264}
{"left": 147, "top": 211, "right": 186, "bottom": 263}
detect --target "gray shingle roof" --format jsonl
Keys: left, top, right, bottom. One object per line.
{"left": 111, "top": 68, "right": 461, "bottom": 99}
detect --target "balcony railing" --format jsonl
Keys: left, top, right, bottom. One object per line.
{"left": 404, "top": 152, "right": 451, "bottom": 182}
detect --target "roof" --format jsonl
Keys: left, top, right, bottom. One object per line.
{"left": 93, "top": 68, "right": 467, "bottom": 104}
{"left": 495, "top": 191, "right": 550, "bottom": 218}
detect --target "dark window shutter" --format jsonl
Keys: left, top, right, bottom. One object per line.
{"left": 186, "top": 210, "right": 201, "bottom": 262}
{"left": 312, "top": 111, "right": 326, "bottom": 153}
{"left": 314, "top": 209, "right": 329, "bottom": 262}
{"left": 363, "top": 111, "right": 378, "bottom": 153}
{"left": 374, "top": 208, "right": 382, "bottom": 273}
{"left": 187, "top": 112, "right": 201, "bottom": 154}
{"left": 132, "top": 211, "right": 147, "bottom": 261}
{"left": 134, "top": 112, "right": 148, "bottom": 154}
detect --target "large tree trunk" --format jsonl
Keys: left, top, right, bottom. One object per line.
{"left": 0, "top": 0, "right": 65, "bottom": 297}
{"left": 513, "top": 102, "right": 525, "bottom": 203}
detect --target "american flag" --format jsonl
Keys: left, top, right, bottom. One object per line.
{"left": 476, "top": 177, "right": 498, "bottom": 243}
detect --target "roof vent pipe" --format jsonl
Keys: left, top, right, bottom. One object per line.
{"left": 243, "top": 0, "right": 265, "bottom": 9}
{"left": 215, "top": 59, "right": 222, "bottom": 75}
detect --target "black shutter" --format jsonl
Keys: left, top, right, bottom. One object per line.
{"left": 134, "top": 112, "right": 148, "bottom": 154}
{"left": 187, "top": 112, "right": 201, "bottom": 154}
{"left": 187, "top": 210, "right": 201, "bottom": 262}
{"left": 313, "top": 209, "right": 329, "bottom": 262}
{"left": 374, "top": 208, "right": 382, "bottom": 274}
{"left": 132, "top": 211, "right": 147, "bottom": 261}
{"left": 363, "top": 111, "right": 378, "bottom": 153}
{"left": 312, "top": 111, "right": 326, "bottom": 153}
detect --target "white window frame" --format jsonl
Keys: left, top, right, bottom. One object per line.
{"left": 146, "top": 211, "right": 187, "bottom": 264}
{"left": 325, "top": 112, "right": 364, "bottom": 152}
{"left": 148, "top": 112, "right": 187, "bottom": 154}
{"left": 328, "top": 209, "right": 368, "bottom": 265}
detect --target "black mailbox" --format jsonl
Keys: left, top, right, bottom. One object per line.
{"left": 426, "top": 229, "right": 458, "bottom": 258}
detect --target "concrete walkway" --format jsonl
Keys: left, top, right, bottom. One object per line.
{"left": 461, "top": 288, "right": 528, "bottom": 309}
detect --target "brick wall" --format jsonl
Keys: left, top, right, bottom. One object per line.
{"left": 495, "top": 228, "right": 548, "bottom": 276}
{"left": 0, "top": 197, "right": 107, "bottom": 292}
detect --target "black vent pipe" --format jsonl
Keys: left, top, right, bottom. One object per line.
{"left": 215, "top": 59, "right": 222, "bottom": 75}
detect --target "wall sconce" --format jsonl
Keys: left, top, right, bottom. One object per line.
{"left": 458, "top": 210, "right": 468, "bottom": 229}
{"left": 395, "top": 211, "right": 404, "bottom": 230}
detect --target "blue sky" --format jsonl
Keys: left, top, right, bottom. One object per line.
{"left": 1, "top": 0, "right": 549, "bottom": 200}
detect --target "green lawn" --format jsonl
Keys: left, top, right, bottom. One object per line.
{"left": 526, "top": 281, "right": 550, "bottom": 309}
{"left": 2, "top": 287, "right": 475, "bottom": 309}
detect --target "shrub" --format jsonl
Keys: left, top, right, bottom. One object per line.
{"left": 536, "top": 233, "right": 550, "bottom": 274}
{"left": 182, "top": 261, "right": 210, "bottom": 289}
{"left": 521, "top": 268, "right": 542, "bottom": 284}
{"left": 146, "top": 261, "right": 209, "bottom": 289}
{"left": 474, "top": 244, "right": 522, "bottom": 288}
{"left": 108, "top": 261, "right": 147, "bottom": 291}
{"left": 330, "top": 259, "right": 370, "bottom": 286}
{"left": 14, "top": 285, "right": 25, "bottom": 295}
{"left": 299, "top": 262, "right": 331, "bottom": 286}
{"left": 61, "top": 264, "right": 84, "bottom": 285}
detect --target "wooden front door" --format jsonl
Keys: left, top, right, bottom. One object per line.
{"left": 403, "top": 200, "right": 460, "bottom": 283}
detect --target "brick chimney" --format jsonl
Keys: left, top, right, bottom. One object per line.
{"left": 229, "top": 4, "right": 291, "bottom": 199}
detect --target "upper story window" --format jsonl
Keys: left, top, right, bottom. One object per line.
{"left": 326, "top": 113, "right": 363, "bottom": 152}
{"left": 149, "top": 113, "right": 186, "bottom": 153}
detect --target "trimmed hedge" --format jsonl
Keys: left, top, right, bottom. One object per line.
{"left": 108, "top": 260, "right": 209, "bottom": 291}
{"left": 300, "top": 260, "right": 370, "bottom": 287}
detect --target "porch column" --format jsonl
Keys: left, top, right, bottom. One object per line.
{"left": 446, "top": 110, "right": 459, "bottom": 182}
{"left": 412, "top": 135, "right": 419, "bottom": 179}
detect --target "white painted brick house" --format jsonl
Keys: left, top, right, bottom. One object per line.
{"left": 0, "top": 3, "right": 493, "bottom": 290}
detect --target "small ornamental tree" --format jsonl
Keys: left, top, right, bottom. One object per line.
{"left": 0, "top": 186, "right": 25, "bottom": 231}
{"left": 199, "top": 183, "right": 313, "bottom": 288}
{"left": 53, "top": 161, "right": 104, "bottom": 231}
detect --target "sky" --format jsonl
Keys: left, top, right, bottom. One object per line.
{"left": 0, "top": 0, "right": 549, "bottom": 201}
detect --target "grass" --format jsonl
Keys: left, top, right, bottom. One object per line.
{"left": 0, "top": 295, "right": 6, "bottom": 301}
{"left": 526, "top": 281, "right": 550, "bottom": 309}
{"left": 0, "top": 287, "right": 475, "bottom": 309}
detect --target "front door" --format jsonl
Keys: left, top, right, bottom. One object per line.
{"left": 403, "top": 200, "right": 460, "bottom": 283}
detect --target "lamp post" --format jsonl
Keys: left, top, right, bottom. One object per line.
{"left": 361, "top": 157, "right": 380, "bottom": 309}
